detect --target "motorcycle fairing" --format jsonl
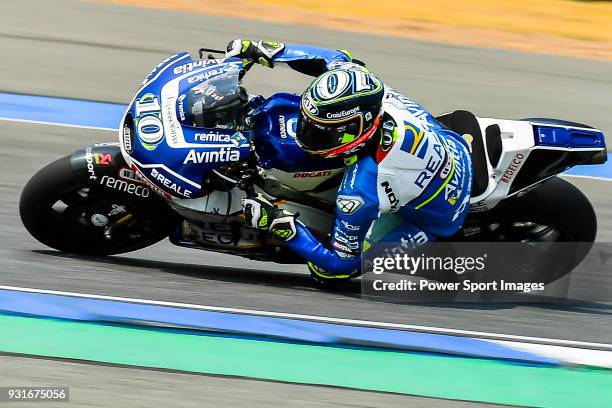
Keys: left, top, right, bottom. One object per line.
{"left": 532, "top": 121, "right": 605, "bottom": 149}
{"left": 70, "top": 142, "right": 160, "bottom": 204}
{"left": 252, "top": 92, "right": 346, "bottom": 192}
{"left": 119, "top": 53, "right": 251, "bottom": 200}
{"left": 469, "top": 117, "right": 606, "bottom": 212}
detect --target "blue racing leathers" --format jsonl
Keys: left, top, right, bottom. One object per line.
{"left": 254, "top": 42, "right": 353, "bottom": 75}
{"left": 257, "top": 43, "right": 473, "bottom": 277}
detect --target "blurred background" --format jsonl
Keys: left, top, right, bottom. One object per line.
{"left": 2, "top": 0, "right": 612, "bottom": 134}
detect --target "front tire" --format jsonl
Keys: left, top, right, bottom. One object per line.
{"left": 20, "top": 156, "right": 177, "bottom": 256}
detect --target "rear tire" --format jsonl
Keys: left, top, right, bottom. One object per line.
{"left": 493, "top": 177, "right": 596, "bottom": 242}
{"left": 480, "top": 177, "right": 596, "bottom": 284}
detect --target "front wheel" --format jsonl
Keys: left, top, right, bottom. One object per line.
{"left": 20, "top": 156, "right": 178, "bottom": 256}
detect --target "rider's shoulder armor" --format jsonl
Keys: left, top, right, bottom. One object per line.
{"left": 370, "top": 103, "right": 451, "bottom": 213}
{"left": 370, "top": 97, "right": 472, "bottom": 227}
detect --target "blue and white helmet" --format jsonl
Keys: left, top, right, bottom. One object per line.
{"left": 297, "top": 66, "right": 384, "bottom": 159}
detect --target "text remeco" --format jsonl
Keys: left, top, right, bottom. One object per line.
{"left": 100, "top": 175, "right": 149, "bottom": 198}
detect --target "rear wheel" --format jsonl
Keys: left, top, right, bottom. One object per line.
{"left": 473, "top": 177, "right": 596, "bottom": 284}
{"left": 483, "top": 177, "right": 595, "bottom": 242}
{"left": 20, "top": 156, "right": 177, "bottom": 256}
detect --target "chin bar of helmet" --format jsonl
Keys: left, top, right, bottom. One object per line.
{"left": 302, "top": 115, "right": 382, "bottom": 158}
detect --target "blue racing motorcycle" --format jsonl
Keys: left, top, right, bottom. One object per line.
{"left": 20, "top": 49, "right": 607, "bottom": 284}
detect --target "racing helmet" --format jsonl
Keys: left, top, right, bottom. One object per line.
{"left": 296, "top": 66, "right": 384, "bottom": 158}
{"left": 181, "top": 70, "right": 252, "bottom": 130}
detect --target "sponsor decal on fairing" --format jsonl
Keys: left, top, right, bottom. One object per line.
{"left": 173, "top": 59, "right": 227, "bottom": 75}
{"left": 501, "top": 153, "right": 525, "bottom": 183}
{"left": 94, "top": 153, "right": 112, "bottom": 165}
{"left": 292, "top": 170, "right": 333, "bottom": 178}
{"left": 277, "top": 115, "right": 297, "bottom": 139}
{"left": 99, "top": 175, "right": 150, "bottom": 198}
{"left": 182, "top": 148, "right": 241, "bottom": 164}
{"left": 84, "top": 147, "right": 97, "bottom": 181}
{"left": 149, "top": 167, "right": 193, "bottom": 198}
{"left": 186, "top": 67, "right": 225, "bottom": 84}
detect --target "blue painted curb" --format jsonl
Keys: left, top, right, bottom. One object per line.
{"left": 563, "top": 160, "right": 612, "bottom": 179}
{"left": 0, "top": 288, "right": 559, "bottom": 365}
{"left": 0, "top": 92, "right": 124, "bottom": 129}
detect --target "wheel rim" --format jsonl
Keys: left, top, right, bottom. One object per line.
{"left": 483, "top": 221, "right": 563, "bottom": 242}
{"left": 41, "top": 184, "right": 172, "bottom": 254}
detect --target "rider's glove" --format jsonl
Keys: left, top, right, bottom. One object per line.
{"left": 226, "top": 39, "right": 285, "bottom": 70}
{"left": 242, "top": 194, "right": 298, "bottom": 241}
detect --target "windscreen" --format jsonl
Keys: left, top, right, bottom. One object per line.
{"left": 186, "top": 69, "right": 248, "bottom": 129}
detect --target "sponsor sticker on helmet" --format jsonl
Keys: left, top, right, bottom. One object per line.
{"left": 326, "top": 107, "right": 360, "bottom": 119}
{"left": 312, "top": 69, "right": 382, "bottom": 103}
{"left": 315, "top": 70, "right": 351, "bottom": 101}
{"left": 302, "top": 94, "right": 318, "bottom": 115}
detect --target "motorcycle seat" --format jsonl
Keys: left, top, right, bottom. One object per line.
{"left": 435, "top": 110, "right": 489, "bottom": 197}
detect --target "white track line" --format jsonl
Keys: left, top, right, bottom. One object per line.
{"left": 1, "top": 284, "right": 611, "bottom": 351}
{"left": 0, "top": 117, "right": 117, "bottom": 131}
{"left": 2, "top": 116, "right": 611, "bottom": 352}
{"left": 489, "top": 340, "right": 612, "bottom": 368}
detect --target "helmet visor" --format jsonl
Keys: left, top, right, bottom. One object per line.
{"left": 297, "top": 114, "right": 363, "bottom": 153}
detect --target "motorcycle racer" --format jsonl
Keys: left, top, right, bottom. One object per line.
{"left": 227, "top": 40, "right": 473, "bottom": 285}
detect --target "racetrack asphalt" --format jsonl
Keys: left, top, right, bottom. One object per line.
{"left": 0, "top": 354, "right": 501, "bottom": 408}
{"left": 1, "top": 0, "right": 611, "bottom": 405}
